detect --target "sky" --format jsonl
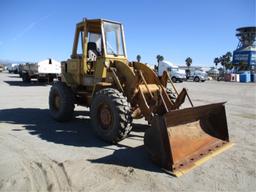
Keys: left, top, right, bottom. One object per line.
{"left": 0, "top": 0, "right": 255, "bottom": 66}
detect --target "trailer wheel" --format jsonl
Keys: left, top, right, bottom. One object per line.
{"left": 49, "top": 82, "right": 75, "bottom": 122}
{"left": 49, "top": 76, "right": 54, "bottom": 83}
{"left": 90, "top": 88, "right": 132, "bottom": 143}
{"left": 22, "top": 73, "right": 31, "bottom": 83}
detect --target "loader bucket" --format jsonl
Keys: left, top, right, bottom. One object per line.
{"left": 144, "top": 102, "right": 233, "bottom": 176}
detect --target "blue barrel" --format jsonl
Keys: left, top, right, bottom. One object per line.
{"left": 240, "top": 73, "right": 251, "bottom": 82}
{"left": 251, "top": 73, "right": 256, "bottom": 83}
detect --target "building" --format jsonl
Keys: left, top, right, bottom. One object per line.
{"left": 232, "top": 27, "right": 256, "bottom": 71}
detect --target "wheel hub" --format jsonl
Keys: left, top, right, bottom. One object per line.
{"left": 99, "top": 104, "right": 112, "bottom": 129}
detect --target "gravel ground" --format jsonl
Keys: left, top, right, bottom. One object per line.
{"left": 0, "top": 72, "right": 255, "bottom": 192}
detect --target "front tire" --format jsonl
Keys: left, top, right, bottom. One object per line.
{"left": 90, "top": 88, "right": 132, "bottom": 143}
{"left": 194, "top": 76, "right": 200, "bottom": 82}
{"left": 171, "top": 77, "right": 177, "bottom": 83}
{"left": 49, "top": 82, "right": 75, "bottom": 122}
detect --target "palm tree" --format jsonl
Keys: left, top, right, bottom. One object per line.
{"left": 238, "top": 61, "right": 249, "bottom": 71}
{"left": 185, "top": 57, "right": 192, "bottom": 77}
{"left": 226, "top": 52, "right": 232, "bottom": 58}
{"left": 185, "top": 57, "right": 192, "bottom": 68}
{"left": 214, "top": 57, "right": 219, "bottom": 67}
{"left": 219, "top": 52, "right": 233, "bottom": 72}
{"left": 219, "top": 56, "right": 224, "bottom": 66}
{"left": 156, "top": 55, "right": 164, "bottom": 64}
{"left": 156, "top": 55, "right": 161, "bottom": 63}
{"left": 136, "top": 55, "right": 141, "bottom": 62}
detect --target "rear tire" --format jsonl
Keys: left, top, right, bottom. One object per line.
{"left": 171, "top": 77, "right": 177, "bottom": 83}
{"left": 90, "top": 88, "right": 132, "bottom": 143}
{"left": 49, "top": 76, "right": 54, "bottom": 83}
{"left": 49, "top": 82, "right": 75, "bottom": 122}
{"left": 22, "top": 73, "right": 31, "bottom": 83}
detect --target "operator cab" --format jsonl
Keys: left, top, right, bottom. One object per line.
{"left": 66, "top": 19, "right": 127, "bottom": 85}
{"left": 72, "top": 19, "right": 126, "bottom": 60}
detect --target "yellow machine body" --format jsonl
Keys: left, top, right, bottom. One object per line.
{"left": 58, "top": 18, "right": 232, "bottom": 176}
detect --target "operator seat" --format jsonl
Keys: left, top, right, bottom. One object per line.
{"left": 87, "top": 42, "right": 100, "bottom": 74}
{"left": 87, "top": 42, "right": 99, "bottom": 61}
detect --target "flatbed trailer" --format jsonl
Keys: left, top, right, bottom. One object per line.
{"left": 21, "top": 59, "right": 61, "bottom": 83}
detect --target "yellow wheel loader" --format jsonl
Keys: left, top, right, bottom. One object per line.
{"left": 49, "top": 18, "right": 232, "bottom": 176}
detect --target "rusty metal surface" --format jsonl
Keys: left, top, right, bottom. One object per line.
{"left": 99, "top": 104, "right": 112, "bottom": 129}
{"left": 144, "top": 102, "right": 230, "bottom": 175}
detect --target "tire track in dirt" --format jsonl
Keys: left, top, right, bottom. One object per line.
{"left": 0, "top": 133, "right": 72, "bottom": 191}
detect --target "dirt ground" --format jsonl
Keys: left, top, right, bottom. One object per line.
{"left": 0, "top": 72, "right": 255, "bottom": 192}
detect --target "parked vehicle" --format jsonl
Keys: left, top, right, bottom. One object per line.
{"left": 157, "top": 60, "right": 186, "bottom": 82}
{"left": 21, "top": 59, "right": 61, "bottom": 83}
{"left": 0, "top": 64, "right": 4, "bottom": 72}
{"left": 8, "top": 64, "right": 19, "bottom": 73}
{"left": 207, "top": 68, "right": 219, "bottom": 80}
{"left": 186, "top": 70, "right": 207, "bottom": 82}
{"left": 217, "top": 73, "right": 225, "bottom": 81}
{"left": 18, "top": 64, "right": 25, "bottom": 77}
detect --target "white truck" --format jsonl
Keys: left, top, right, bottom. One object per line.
{"left": 21, "top": 59, "right": 61, "bottom": 83}
{"left": 186, "top": 70, "right": 208, "bottom": 82}
{"left": 157, "top": 60, "right": 186, "bottom": 82}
